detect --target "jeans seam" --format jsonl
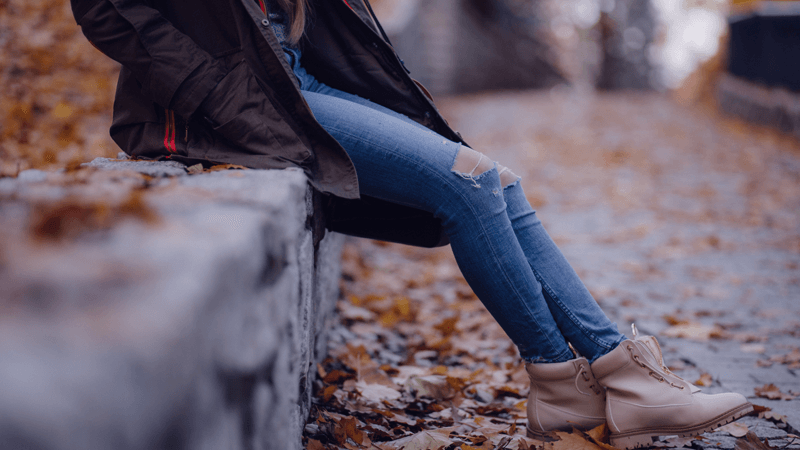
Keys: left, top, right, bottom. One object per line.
{"left": 326, "top": 125, "right": 569, "bottom": 359}
{"left": 532, "top": 269, "right": 619, "bottom": 353}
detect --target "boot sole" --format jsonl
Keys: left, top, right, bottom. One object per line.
{"left": 610, "top": 403, "right": 754, "bottom": 450}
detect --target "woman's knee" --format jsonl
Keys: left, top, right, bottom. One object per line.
{"left": 496, "top": 163, "right": 520, "bottom": 188}
{"left": 451, "top": 146, "right": 520, "bottom": 188}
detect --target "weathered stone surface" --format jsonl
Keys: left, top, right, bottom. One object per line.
{"left": 82, "top": 155, "right": 188, "bottom": 177}
{"left": 717, "top": 72, "right": 800, "bottom": 140}
{"left": 0, "top": 160, "right": 343, "bottom": 450}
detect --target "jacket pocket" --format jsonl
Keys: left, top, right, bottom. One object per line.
{"left": 199, "top": 60, "right": 311, "bottom": 162}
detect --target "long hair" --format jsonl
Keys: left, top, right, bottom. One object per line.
{"left": 276, "top": 0, "right": 308, "bottom": 44}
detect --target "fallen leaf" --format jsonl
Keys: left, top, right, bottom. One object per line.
{"left": 740, "top": 344, "right": 766, "bottom": 354}
{"left": 323, "top": 369, "right": 355, "bottom": 384}
{"left": 754, "top": 383, "right": 797, "bottom": 401}
{"left": 581, "top": 424, "right": 617, "bottom": 450}
{"left": 186, "top": 163, "right": 204, "bottom": 174}
{"left": 734, "top": 431, "right": 775, "bottom": 450}
{"left": 759, "top": 410, "right": 787, "bottom": 423}
{"left": 717, "top": 422, "right": 749, "bottom": 437}
{"left": 321, "top": 385, "right": 338, "bottom": 403}
{"left": 342, "top": 416, "right": 365, "bottom": 445}
{"left": 405, "top": 375, "right": 456, "bottom": 400}
{"left": 307, "top": 438, "right": 324, "bottom": 450}
{"left": 434, "top": 316, "right": 459, "bottom": 336}
{"left": 661, "top": 322, "right": 727, "bottom": 341}
{"left": 769, "top": 348, "right": 800, "bottom": 369}
{"left": 381, "top": 430, "right": 453, "bottom": 450}
{"left": 207, "top": 163, "right": 248, "bottom": 171}
{"left": 694, "top": 372, "right": 714, "bottom": 387}
{"left": 356, "top": 380, "right": 402, "bottom": 403}
{"left": 545, "top": 431, "right": 604, "bottom": 450}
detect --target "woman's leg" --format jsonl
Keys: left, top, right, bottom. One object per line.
{"left": 502, "top": 181, "right": 625, "bottom": 361}
{"left": 303, "top": 87, "right": 611, "bottom": 363}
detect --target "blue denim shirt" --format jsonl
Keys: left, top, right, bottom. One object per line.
{"left": 264, "top": 0, "right": 296, "bottom": 49}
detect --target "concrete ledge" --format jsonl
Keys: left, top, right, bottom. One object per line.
{"left": 0, "top": 158, "right": 343, "bottom": 450}
{"left": 717, "top": 73, "right": 800, "bottom": 139}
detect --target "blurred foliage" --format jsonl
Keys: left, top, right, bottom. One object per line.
{"left": 0, "top": 0, "right": 119, "bottom": 176}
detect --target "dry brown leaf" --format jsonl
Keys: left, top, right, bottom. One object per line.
{"left": 694, "top": 372, "right": 714, "bottom": 387}
{"left": 661, "top": 322, "right": 727, "bottom": 341}
{"left": 716, "top": 422, "right": 749, "bottom": 438}
{"left": 356, "top": 381, "right": 402, "bottom": 403}
{"left": 323, "top": 369, "right": 355, "bottom": 384}
{"left": 186, "top": 163, "right": 204, "bottom": 174}
{"left": 545, "top": 431, "right": 605, "bottom": 450}
{"left": 434, "top": 316, "right": 459, "bottom": 336}
{"left": 583, "top": 424, "right": 617, "bottom": 450}
{"left": 342, "top": 416, "right": 365, "bottom": 445}
{"left": 321, "top": 385, "right": 338, "bottom": 403}
{"left": 759, "top": 410, "right": 787, "bottom": 423}
{"left": 754, "top": 383, "right": 797, "bottom": 401}
{"left": 381, "top": 430, "right": 453, "bottom": 450}
{"left": 207, "top": 163, "right": 249, "bottom": 171}
{"left": 734, "top": 431, "right": 775, "bottom": 450}
{"left": 585, "top": 423, "right": 609, "bottom": 443}
{"left": 740, "top": 344, "right": 766, "bottom": 354}
{"left": 405, "top": 375, "right": 456, "bottom": 400}
{"left": 307, "top": 438, "right": 324, "bottom": 450}
{"left": 769, "top": 348, "right": 800, "bottom": 369}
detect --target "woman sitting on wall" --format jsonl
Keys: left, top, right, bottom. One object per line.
{"left": 70, "top": 0, "right": 752, "bottom": 447}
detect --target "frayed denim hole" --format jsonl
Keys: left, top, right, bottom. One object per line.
{"left": 451, "top": 145, "right": 494, "bottom": 188}
{"left": 497, "top": 164, "right": 521, "bottom": 189}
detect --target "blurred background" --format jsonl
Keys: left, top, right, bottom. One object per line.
{"left": 1, "top": 0, "right": 799, "bottom": 177}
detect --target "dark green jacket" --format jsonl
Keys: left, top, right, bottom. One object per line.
{"left": 71, "top": 0, "right": 461, "bottom": 246}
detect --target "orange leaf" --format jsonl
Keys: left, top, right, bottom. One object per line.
{"left": 545, "top": 431, "right": 605, "bottom": 450}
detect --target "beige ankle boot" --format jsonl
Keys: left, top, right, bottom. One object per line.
{"left": 591, "top": 331, "right": 752, "bottom": 449}
{"left": 526, "top": 357, "right": 606, "bottom": 439}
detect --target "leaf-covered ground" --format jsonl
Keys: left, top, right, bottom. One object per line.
{"left": 303, "top": 92, "right": 800, "bottom": 450}
{"left": 1, "top": 1, "right": 119, "bottom": 177}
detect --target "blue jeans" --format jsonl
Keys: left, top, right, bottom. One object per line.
{"left": 286, "top": 49, "right": 626, "bottom": 363}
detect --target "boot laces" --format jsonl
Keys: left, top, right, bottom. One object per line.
{"left": 578, "top": 364, "right": 602, "bottom": 395}
{"left": 626, "top": 344, "right": 685, "bottom": 390}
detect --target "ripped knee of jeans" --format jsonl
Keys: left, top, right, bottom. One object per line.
{"left": 451, "top": 145, "right": 494, "bottom": 188}
{"left": 496, "top": 163, "right": 520, "bottom": 188}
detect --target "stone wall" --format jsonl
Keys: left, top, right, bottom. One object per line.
{"left": 0, "top": 158, "right": 343, "bottom": 450}
{"left": 717, "top": 73, "right": 800, "bottom": 140}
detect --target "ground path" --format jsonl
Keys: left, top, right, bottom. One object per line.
{"left": 305, "top": 92, "right": 800, "bottom": 450}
